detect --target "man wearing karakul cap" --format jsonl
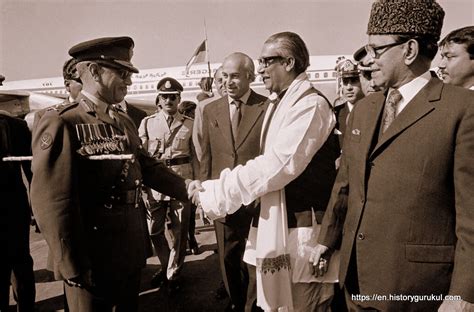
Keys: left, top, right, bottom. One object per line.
{"left": 30, "top": 36, "right": 190, "bottom": 311}
{"left": 313, "top": 0, "right": 474, "bottom": 311}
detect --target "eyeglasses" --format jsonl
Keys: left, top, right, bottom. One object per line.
{"left": 99, "top": 64, "right": 133, "bottom": 80}
{"left": 159, "top": 94, "right": 178, "bottom": 101}
{"left": 365, "top": 40, "right": 408, "bottom": 59}
{"left": 257, "top": 56, "right": 285, "bottom": 68}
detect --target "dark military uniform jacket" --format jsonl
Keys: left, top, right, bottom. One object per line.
{"left": 30, "top": 93, "right": 188, "bottom": 281}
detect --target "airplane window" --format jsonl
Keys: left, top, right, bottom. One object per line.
{"left": 324, "top": 72, "right": 328, "bottom": 78}
{"left": 332, "top": 72, "right": 337, "bottom": 77}
{"left": 315, "top": 73, "right": 320, "bottom": 78}
{"left": 139, "top": 85, "right": 143, "bottom": 90}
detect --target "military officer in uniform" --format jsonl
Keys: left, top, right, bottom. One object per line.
{"left": 334, "top": 58, "right": 364, "bottom": 150}
{"left": 138, "top": 77, "right": 196, "bottom": 291}
{"left": 31, "top": 37, "right": 190, "bottom": 312}
{"left": 63, "top": 58, "right": 83, "bottom": 103}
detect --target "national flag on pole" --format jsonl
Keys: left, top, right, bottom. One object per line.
{"left": 185, "top": 40, "right": 207, "bottom": 75}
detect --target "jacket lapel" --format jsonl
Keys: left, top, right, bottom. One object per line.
{"left": 369, "top": 78, "right": 441, "bottom": 158}
{"left": 235, "top": 92, "right": 266, "bottom": 150}
{"left": 215, "top": 98, "right": 235, "bottom": 150}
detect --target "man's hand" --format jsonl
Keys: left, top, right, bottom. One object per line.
{"left": 65, "top": 269, "right": 94, "bottom": 288}
{"left": 438, "top": 298, "right": 473, "bottom": 312}
{"left": 309, "top": 244, "right": 333, "bottom": 277}
{"left": 187, "top": 180, "right": 204, "bottom": 206}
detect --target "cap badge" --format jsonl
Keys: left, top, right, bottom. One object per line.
{"left": 165, "top": 81, "right": 171, "bottom": 89}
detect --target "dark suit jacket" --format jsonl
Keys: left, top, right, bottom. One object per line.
{"left": 200, "top": 90, "right": 268, "bottom": 224}
{"left": 319, "top": 77, "right": 474, "bottom": 311}
{"left": 31, "top": 93, "right": 187, "bottom": 281}
{"left": 0, "top": 112, "right": 32, "bottom": 261}
{"left": 334, "top": 102, "right": 350, "bottom": 148}
{"left": 126, "top": 103, "right": 147, "bottom": 129}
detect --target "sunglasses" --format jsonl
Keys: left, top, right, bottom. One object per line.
{"left": 159, "top": 94, "right": 179, "bottom": 101}
{"left": 257, "top": 56, "right": 286, "bottom": 68}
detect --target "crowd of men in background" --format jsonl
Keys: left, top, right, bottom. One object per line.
{"left": 1, "top": 0, "right": 474, "bottom": 311}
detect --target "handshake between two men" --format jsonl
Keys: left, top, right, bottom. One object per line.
{"left": 184, "top": 179, "right": 334, "bottom": 279}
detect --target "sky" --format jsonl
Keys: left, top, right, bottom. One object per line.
{"left": 1, "top": 0, "right": 473, "bottom": 81}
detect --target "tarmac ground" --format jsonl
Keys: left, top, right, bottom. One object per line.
{"left": 9, "top": 219, "right": 229, "bottom": 312}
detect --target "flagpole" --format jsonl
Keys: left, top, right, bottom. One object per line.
{"left": 204, "top": 18, "right": 212, "bottom": 79}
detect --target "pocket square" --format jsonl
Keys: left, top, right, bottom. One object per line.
{"left": 334, "top": 128, "right": 343, "bottom": 135}
{"left": 352, "top": 129, "right": 361, "bottom": 135}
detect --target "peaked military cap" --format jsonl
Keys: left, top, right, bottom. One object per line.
{"left": 335, "top": 58, "right": 359, "bottom": 78}
{"left": 157, "top": 77, "right": 183, "bottom": 94}
{"left": 367, "top": 0, "right": 445, "bottom": 41}
{"left": 68, "top": 36, "right": 139, "bottom": 73}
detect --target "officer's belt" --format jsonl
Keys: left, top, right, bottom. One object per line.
{"left": 160, "top": 156, "right": 190, "bottom": 167}
{"left": 105, "top": 186, "right": 142, "bottom": 209}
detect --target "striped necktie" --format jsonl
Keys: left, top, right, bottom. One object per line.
{"left": 231, "top": 99, "right": 242, "bottom": 141}
{"left": 382, "top": 89, "right": 402, "bottom": 133}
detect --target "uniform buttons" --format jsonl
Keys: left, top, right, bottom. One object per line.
{"left": 131, "top": 158, "right": 135, "bottom": 163}
{"left": 357, "top": 233, "right": 365, "bottom": 240}
{"left": 93, "top": 226, "right": 98, "bottom": 231}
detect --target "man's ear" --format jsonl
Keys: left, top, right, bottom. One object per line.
{"left": 285, "top": 57, "right": 296, "bottom": 72}
{"left": 89, "top": 63, "right": 102, "bottom": 81}
{"left": 404, "top": 39, "right": 419, "bottom": 66}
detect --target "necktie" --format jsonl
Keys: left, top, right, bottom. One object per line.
{"left": 167, "top": 115, "right": 174, "bottom": 129}
{"left": 382, "top": 89, "right": 402, "bottom": 133}
{"left": 231, "top": 100, "right": 242, "bottom": 141}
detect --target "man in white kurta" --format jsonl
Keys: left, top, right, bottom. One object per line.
{"left": 192, "top": 32, "right": 339, "bottom": 312}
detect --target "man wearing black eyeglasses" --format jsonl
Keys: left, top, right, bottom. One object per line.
{"left": 190, "top": 32, "right": 337, "bottom": 312}
{"left": 138, "top": 77, "right": 196, "bottom": 293}
{"left": 31, "top": 37, "right": 190, "bottom": 311}
{"left": 314, "top": 1, "right": 474, "bottom": 311}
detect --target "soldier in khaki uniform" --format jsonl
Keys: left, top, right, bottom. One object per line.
{"left": 138, "top": 77, "right": 195, "bottom": 291}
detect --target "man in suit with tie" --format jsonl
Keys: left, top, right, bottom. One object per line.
{"left": 197, "top": 52, "right": 267, "bottom": 311}
{"left": 313, "top": 1, "right": 474, "bottom": 311}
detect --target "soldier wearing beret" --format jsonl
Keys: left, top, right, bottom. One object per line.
{"left": 138, "top": 77, "right": 197, "bottom": 291}
{"left": 0, "top": 111, "right": 35, "bottom": 312}
{"left": 30, "top": 36, "right": 190, "bottom": 311}
{"left": 63, "top": 58, "right": 83, "bottom": 103}
{"left": 315, "top": 0, "right": 474, "bottom": 311}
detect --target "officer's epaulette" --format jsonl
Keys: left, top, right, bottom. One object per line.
{"left": 144, "top": 112, "right": 157, "bottom": 119}
{"left": 57, "top": 102, "right": 79, "bottom": 115}
{"left": 182, "top": 115, "right": 194, "bottom": 121}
